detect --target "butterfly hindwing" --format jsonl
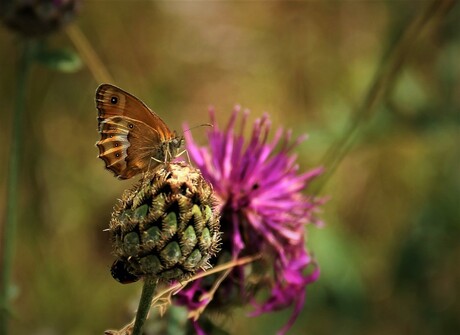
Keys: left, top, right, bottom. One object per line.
{"left": 97, "top": 116, "right": 164, "bottom": 179}
{"left": 96, "top": 116, "right": 130, "bottom": 178}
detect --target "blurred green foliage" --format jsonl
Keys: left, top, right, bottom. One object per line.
{"left": 0, "top": 1, "right": 458, "bottom": 334}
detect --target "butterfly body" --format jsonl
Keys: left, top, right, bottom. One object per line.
{"left": 96, "top": 84, "right": 183, "bottom": 179}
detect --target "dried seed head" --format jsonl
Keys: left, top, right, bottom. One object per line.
{"left": 0, "top": 0, "right": 81, "bottom": 37}
{"left": 109, "top": 162, "right": 221, "bottom": 284}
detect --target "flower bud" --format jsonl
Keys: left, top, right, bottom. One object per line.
{"left": 1, "top": 0, "right": 80, "bottom": 37}
{"left": 109, "top": 162, "right": 221, "bottom": 284}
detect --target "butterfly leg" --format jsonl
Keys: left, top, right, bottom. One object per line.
{"left": 169, "top": 148, "right": 193, "bottom": 166}
{"left": 162, "top": 147, "right": 190, "bottom": 165}
{"left": 150, "top": 157, "right": 163, "bottom": 164}
{"left": 140, "top": 156, "right": 164, "bottom": 183}
{"left": 175, "top": 149, "right": 192, "bottom": 166}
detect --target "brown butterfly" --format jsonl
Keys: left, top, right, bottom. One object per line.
{"left": 96, "top": 84, "right": 184, "bottom": 179}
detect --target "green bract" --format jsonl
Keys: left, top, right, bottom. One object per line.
{"left": 109, "top": 162, "right": 221, "bottom": 284}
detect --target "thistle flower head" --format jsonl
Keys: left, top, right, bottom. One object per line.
{"left": 109, "top": 162, "right": 221, "bottom": 284}
{"left": 176, "top": 107, "right": 324, "bottom": 334}
{"left": 1, "top": 0, "right": 80, "bottom": 37}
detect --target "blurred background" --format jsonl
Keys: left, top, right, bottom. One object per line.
{"left": 0, "top": 1, "right": 459, "bottom": 334}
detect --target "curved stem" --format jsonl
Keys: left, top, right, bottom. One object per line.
{"left": 312, "top": 0, "right": 456, "bottom": 195}
{"left": 0, "top": 39, "right": 36, "bottom": 335}
{"left": 66, "top": 24, "right": 114, "bottom": 84}
{"left": 132, "top": 276, "right": 158, "bottom": 335}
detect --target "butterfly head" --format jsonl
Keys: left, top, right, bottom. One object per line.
{"left": 162, "top": 132, "right": 184, "bottom": 162}
{"left": 172, "top": 131, "right": 185, "bottom": 149}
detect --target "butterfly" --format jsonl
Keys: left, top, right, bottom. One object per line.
{"left": 96, "top": 84, "right": 184, "bottom": 179}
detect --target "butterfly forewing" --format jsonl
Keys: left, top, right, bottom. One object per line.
{"left": 95, "top": 84, "right": 183, "bottom": 179}
{"left": 96, "top": 84, "right": 172, "bottom": 139}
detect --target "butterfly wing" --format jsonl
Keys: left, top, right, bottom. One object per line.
{"left": 97, "top": 116, "right": 165, "bottom": 179}
{"left": 96, "top": 84, "right": 173, "bottom": 140}
{"left": 95, "top": 84, "right": 172, "bottom": 179}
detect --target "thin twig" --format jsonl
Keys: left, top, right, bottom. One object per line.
{"left": 66, "top": 24, "right": 115, "bottom": 84}
{"left": 313, "top": 0, "right": 456, "bottom": 195}
{"left": 110, "top": 254, "right": 261, "bottom": 334}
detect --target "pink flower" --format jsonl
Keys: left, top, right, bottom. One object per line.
{"left": 176, "top": 106, "right": 324, "bottom": 334}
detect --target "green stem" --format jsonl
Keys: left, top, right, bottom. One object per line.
{"left": 312, "top": 0, "right": 456, "bottom": 195}
{"left": 0, "top": 39, "right": 36, "bottom": 334}
{"left": 132, "top": 276, "right": 158, "bottom": 335}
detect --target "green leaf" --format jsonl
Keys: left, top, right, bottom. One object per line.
{"left": 35, "top": 48, "right": 82, "bottom": 73}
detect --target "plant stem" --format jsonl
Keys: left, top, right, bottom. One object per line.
{"left": 0, "top": 39, "right": 36, "bottom": 335}
{"left": 66, "top": 24, "right": 114, "bottom": 83}
{"left": 313, "top": 0, "right": 456, "bottom": 195}
{"left": 132, "top": 276, "right": 157, "bottom": 335}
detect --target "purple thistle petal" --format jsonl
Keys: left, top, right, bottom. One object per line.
{"left": 177, "top": 107, "right": 324, "bottom": 334}
{"left": 193, "top": 320, "right": 207, "bottom": 335}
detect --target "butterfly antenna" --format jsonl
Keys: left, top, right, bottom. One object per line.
{"left": 183, "top": 123, "right": 213, "bottom": 134}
